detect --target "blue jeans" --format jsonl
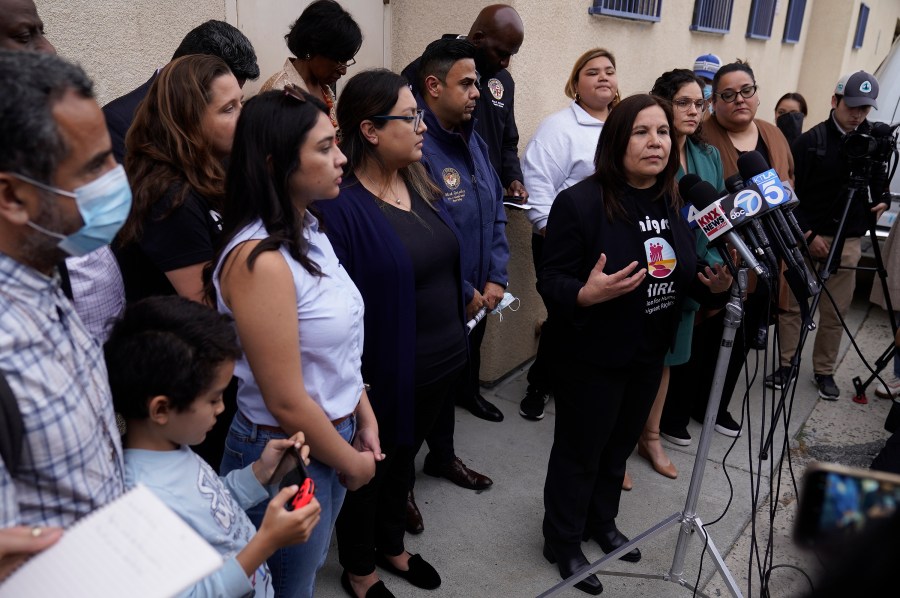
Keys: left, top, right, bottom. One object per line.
{"left": 221, "top": 411, "right": 355, "bottom": 598}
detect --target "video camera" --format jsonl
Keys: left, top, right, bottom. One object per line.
{"left": 841, "top": 122, "right": 899, "bottom": 201}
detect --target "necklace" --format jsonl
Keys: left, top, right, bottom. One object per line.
{"left": 361, "top": 170, "right": 402, "bottom": 205}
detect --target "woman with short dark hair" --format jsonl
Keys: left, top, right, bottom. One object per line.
{"left": 259, "top": 0, "right": 363, "bottom": 127}
{"left": 539, "top": 94, "right": 731, "bottom": 595}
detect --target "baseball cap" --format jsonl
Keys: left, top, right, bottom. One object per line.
{"left": 693, "top": 54, "right": 721, "bottom": 80}
{"left": 834, "top": 71, "right": 879, "bottom": 108}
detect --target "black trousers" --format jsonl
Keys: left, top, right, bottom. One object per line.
{"left": 421, "top": 318, "right": 486, "bottom": 467}
{"left": 527, "top": 233, "right": 554, "bottom": 393}
{"left": 337, "top": 367, "right": 464, "bottom": 575}
{"left": 543, "top": 358, "right": 663, "bottom": 546}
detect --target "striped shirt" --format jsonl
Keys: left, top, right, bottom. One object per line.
{"left": 0, "top": 252, "right": 124, "bottom": 527}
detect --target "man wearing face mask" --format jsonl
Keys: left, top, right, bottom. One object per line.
{"left": 693, "top": 53, "right": 720, "bottom": 110}
{"left": 0, "top": 0, "right": 126, "bottom": 343}
{"left": 0, "top": 50, "right": 129, "bottom": 529}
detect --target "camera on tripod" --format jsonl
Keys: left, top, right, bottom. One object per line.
{"left": 841, "top": 122, "right": 900, "bottom": 195}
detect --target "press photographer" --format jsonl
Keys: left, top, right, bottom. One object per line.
{"left": 769, "top": 71, "right": 891, "bottom": 400}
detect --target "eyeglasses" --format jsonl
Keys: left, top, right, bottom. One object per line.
{"left": 371, "top": 109, "right": 425, "bottom": 131}
{"left": 672, "top": 98, "right": 707, "bottom": 112}
{"left": 715, "top": 85, "right": 758, "bottom": 103}
{"left": 334, "top": 57, "right": 356, "bottom": 69}
{"left": 283, "top": 83, "right": 308, "bottom": 103}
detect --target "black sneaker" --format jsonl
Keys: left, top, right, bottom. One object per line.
{"left": 813, "top": 374, "right": 840, "bottom": 400}
{"left": 764, "top": 366, "right": 795, "bottom": 390}
{"left": 660, "top": 427, "right": 692, "bottom": 446}
{"left": 714, "top": 412, "right": 742, "bottom": 437}
{"left": 519, "top": 385, "right": 549, "bottom": 420}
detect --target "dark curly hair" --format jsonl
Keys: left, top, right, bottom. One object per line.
{"left": 285, "top": 0, "right": 362, "bottom": 63}
{"left": 650, "top": 68, "right": 710, "bottom": 148}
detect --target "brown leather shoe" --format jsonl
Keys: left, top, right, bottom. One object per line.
{"left": 405, "top": 490, "right": 424, "bottom": 535}
{"left": 422, "top": 457, "right": 493, "bottom": 490}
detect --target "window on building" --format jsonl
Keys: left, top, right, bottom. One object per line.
{"left": 853, "top": 3, "right": 870, "bottom": 49}
{"left": 588, "top": 0, "right": 662, "bottom": 22}
{"left": 690, "top": 0, "right": 733, "bottom": 34}
{"left": 746, "top": 0, "right": 776, "bottom": 39}
{"left": 782, "top": 0, "right": 807, "bottom": 44}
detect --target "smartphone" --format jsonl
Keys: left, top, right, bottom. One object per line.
{"left": 267, "top": 446, "right": 315, "bottom": 511}
{"left": 794, "top": 461, "right": 900, "bottom": 547}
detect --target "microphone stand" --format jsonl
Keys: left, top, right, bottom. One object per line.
{"left": 538, "top": 271, "right": 748, "bottom": 598}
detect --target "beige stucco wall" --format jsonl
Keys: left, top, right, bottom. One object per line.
{"left": 36, "top": 0, "right": 226, "bottom": 106}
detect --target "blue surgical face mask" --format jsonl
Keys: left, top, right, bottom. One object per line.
{"left": 703, "top": 84, "right": 713, "bottom": 100}
{"left": 13, "top": 165, "right": 132, "bottom": 257}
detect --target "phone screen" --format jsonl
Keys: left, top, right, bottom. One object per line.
{"left": 796, "top": 466, "right": 900, "bottom": 546}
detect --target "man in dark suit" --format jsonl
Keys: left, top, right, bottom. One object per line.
{"left": 103, "top": 19, "right": 259, "bottom": 163}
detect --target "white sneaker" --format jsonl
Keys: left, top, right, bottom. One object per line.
{"left": 875, "top": 374, "right": 900, "bottom": 399}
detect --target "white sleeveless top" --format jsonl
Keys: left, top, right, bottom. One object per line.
{"left": 213, "top": 214, "right": 364, "bottom": 426}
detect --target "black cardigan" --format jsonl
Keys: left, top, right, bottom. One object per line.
{"left": 539, "top": 176, "right": 724, "bottom": 367}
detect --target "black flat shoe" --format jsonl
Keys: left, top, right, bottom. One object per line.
{"left": 375, "top": 552, "right": 441, "bottom": 590}
{"left": 542, "top": 541, "right": 603, "bottom": 595}
{"left": 340, "top": 571, "right": 396, "bottom": 598}
{"left": 588, "top": 528, "right": 641, "bottom": 563}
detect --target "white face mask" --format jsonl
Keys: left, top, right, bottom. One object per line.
{"left": 490, "top": 292, "right": 520, "bottom": 321}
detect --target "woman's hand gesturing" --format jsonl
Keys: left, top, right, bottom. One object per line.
{"left": 576, "top": 253, "right": 646, "bottom": 307}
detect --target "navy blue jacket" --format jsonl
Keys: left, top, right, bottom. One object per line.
{"left": 102, "top": 72, "right": 157, "bottom": 164}
{"left": 318, "top": 179, "right": 468, "bottom": 447}
{"left": 417, "top": 94, "right": 509, "bottom": 305}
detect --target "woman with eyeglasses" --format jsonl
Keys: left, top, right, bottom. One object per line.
{"left": 259, "top": 0, "right": 362, "bottom": 127}
{"left": 637, "top": 69, "right": 740, "bottom": 477}
{"left": 676, "top": 61, "right": 795, "bottom": 450}
{"left": 318, "top": 68, "right": 466, "bottom": 598}
{"left": 209, "top": 87, "right": 381, "bottom": 598}
{"left": 705, "top": 60, "right": 794, "bottom": 181}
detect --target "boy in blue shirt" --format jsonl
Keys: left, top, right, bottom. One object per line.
{"left": 104, "top": 296, "right": 321, "bottom": 597}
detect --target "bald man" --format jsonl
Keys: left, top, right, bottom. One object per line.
{"left": 0, "top": 0, "right": 55, "bottom": 53}
{"left": 404, "top": 5, "right": 527, "bottom": 205}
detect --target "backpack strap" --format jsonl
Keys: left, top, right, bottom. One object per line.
{"left": 0, "top": 371, "right": 24, "bottom": 475}
{"left": 809, "top": 121, "right": 828, "bottom": 160}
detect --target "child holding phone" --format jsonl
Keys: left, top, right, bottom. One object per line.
{"left": 104, "top": 296, "right": 321, "bottom": 597}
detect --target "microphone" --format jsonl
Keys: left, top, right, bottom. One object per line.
{"left": 737, "top": 151, "right": 819, "bottom": 299}
{"left": 724, "top": 174, "right": 780, "bottom": 276}
{"left": 684, "top": 178, "right": 767, "bottom": 278}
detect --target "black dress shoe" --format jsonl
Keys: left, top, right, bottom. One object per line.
{"left": 587, "top": 528, "right": 641, "bottom": 563}
{"left": 461, "top": 394, "right": 504, "bottom": 422}
{"left": 405, "top": 489, "right": 424, "bottom": 534}
{"left": 542, "top": 541, "right": 603, "bottom": 595}
{"left": 375, "top": 552, "right": 441, "bottom": 589}
{"left": 422, "top": 457, "right": 493, "bottom": 490}
{"left": 340, "top": 570, "right": 396, "bottom": 598}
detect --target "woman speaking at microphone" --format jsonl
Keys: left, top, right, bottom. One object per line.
{"left": 538, "top": 94, "right": 731, "bottom": 595}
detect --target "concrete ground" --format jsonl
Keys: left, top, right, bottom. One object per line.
{"left": 314, "top": 292, "right": 896, "bottom": 598}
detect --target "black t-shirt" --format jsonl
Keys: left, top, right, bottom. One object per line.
{"left": 116, "top": 186, "right": 222, "bottom": 302}
{"left": 626, "top": 185, "right": 681, "bottom": 357}
{"left": 380, "top": 191, "right": 467, "bottom": 386}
